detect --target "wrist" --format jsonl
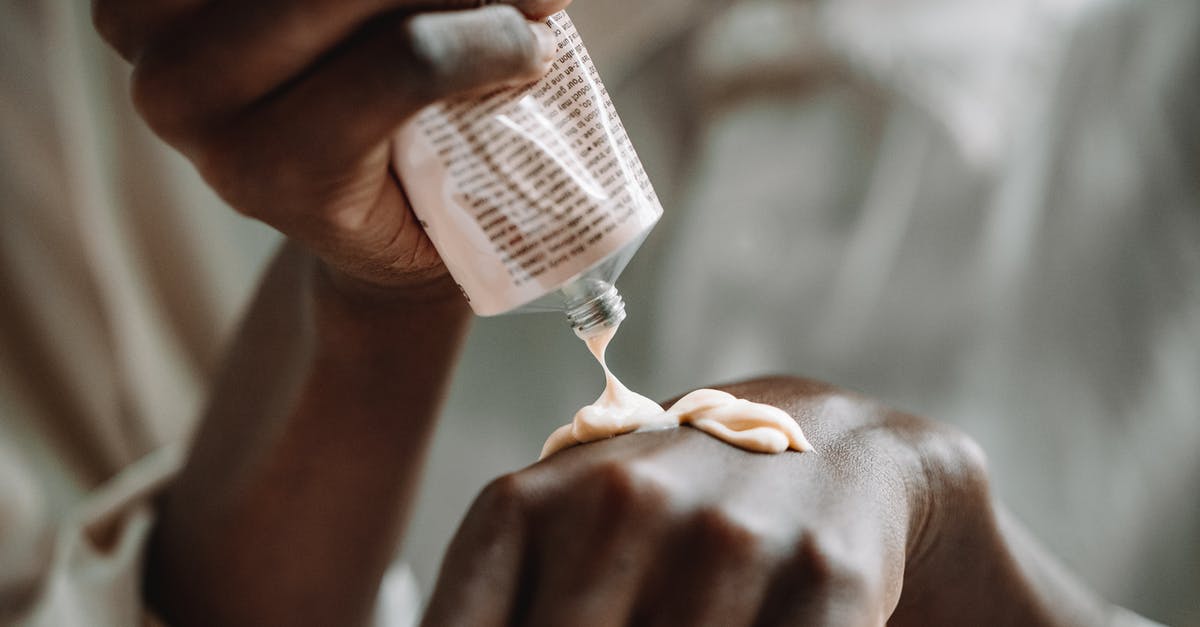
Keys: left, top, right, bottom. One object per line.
{"left": 315, "top": 255, "right": 465, "bottom": 309}
{"left": 299, "top": 246, "right": 471, "bottom": 364}
{"left": 888, "top": 423, "right": 1005, "bottom": 626}
{"left": 890, "top": 426, "right": 1112, "bottom": 627}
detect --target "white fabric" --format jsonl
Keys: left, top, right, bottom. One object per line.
{"left": 7, "top": 443, "right": 419, "bottom": 627}
{"left": 20, "top": 447, "right": 180, "bottom": 627}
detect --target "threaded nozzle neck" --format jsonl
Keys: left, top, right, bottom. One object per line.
{"left": 565, "top": 283, "right": 626, "bottom": 337}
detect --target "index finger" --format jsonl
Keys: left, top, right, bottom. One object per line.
{"left": 421, "top": 475, "right": 530, "bottom": 627}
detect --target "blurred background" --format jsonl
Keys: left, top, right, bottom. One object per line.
{"left": 2, "top": 0, "right": 1197, "bottom": 624}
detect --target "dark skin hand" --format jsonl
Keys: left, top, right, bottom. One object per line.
{"left": 423, "top": 377, "right": 1130, "bottom": 627}
{"left": 93, "top": 0, "right": 567, "bottom": 293}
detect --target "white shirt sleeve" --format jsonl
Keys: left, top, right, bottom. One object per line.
{"left": 18, "top": 445, "right": 182, "bottom": 627}
{"left": 15, "top": 444, "right": 420, "bottom": 627}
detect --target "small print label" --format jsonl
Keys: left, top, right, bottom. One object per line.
{"left": 394, "top": 12, "right": 662, "bottom": 315}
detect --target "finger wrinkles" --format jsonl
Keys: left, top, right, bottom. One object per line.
{"left": 343, "top": 181, "right": 445, "bottom": 282}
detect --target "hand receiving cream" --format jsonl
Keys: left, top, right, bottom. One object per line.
{"left": 540, "top": 325, "right": 813, "bottom": 459}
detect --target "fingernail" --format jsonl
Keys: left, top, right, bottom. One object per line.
{"left": 529, "top": 22, "right": 557, "bottom": 63}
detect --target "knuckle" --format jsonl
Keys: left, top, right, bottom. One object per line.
{"left": 791, "top": 533, "right": 869, "bottom": 595}
{"left": 941, "top": 427, "right": 990, "bottom": 488}
{"left": 691, "top": 507, "right": 769, "bottom": 561}
{"left": 129, "top": 62, "right": 163, "bottom": 126}
{"left": 476, "top": 472, "right": 531, "bottom": 515}
{"left": 587, "top": 461, "right": 670, "bottom": 513}
{"left": 793, "top": 533, "right": 836, "bottom": 585}
{"left": 188, "top": 137, "right": 266, "bottom": 221}
{"left": 129, "top": 56, "right": 189, "bottom": 140}
{"left": 913, "top": 422, "right": 992, "bottom": 502}
{"left": 190, "top": 129, "right": 367, "bottom": 233}
{"left": 455, "top": 477, "right": 527, "bottom": 557}
{"left": 90, "top": 1, "right": 123, "bottom": 49}
{"left": 204, "top": 129, "right": 345, "bottom": 226}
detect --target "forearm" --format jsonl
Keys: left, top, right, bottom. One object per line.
{"left": 145, "top": 242, "right": 471, "bottom": 626}
{"left": 889, "top": 437, "right": 1132, "bottom": 627}
{"left": 987, "top": 505, "right": 1144, "bottom": 626}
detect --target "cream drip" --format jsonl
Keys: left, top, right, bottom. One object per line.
{"left": 540, "top": 325, "right": 814, "bottom": 459}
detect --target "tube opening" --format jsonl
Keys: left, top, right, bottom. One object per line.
{"left": 565, "top": 282, "right": 626, "bottom": 337}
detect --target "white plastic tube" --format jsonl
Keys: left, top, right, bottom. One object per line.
{"left": 393, "top": 11, "right": 662, "bottom": 332}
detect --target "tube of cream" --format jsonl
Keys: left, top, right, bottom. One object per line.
{"left": 393, "top": 11, "right": 661, "bottom": 334}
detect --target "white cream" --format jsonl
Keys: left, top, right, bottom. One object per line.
{"left": 540, "top": 325, "right": 814, "bottom": 459}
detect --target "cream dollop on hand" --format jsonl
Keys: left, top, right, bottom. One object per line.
{"left": 540, "top": 326, "right": 814, "bottom": 459}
